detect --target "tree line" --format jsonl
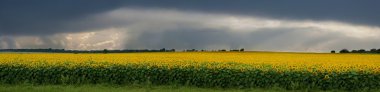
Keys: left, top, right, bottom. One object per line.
{"left": 331, "top": 48, "right": 380, "bottom": 53}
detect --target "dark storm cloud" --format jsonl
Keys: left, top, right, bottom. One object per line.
{"left": 0, "top": 0, "right": 127, "bottom": 35}
{"left": 125, "top": 0, "right": 380, "bottom": 26}
{"left": 1, "top": 0, "right": 380, "bottom": 36}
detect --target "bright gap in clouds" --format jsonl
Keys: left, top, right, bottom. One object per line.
{"left": 1, "top": 8, "right": 380, "bottom": 52}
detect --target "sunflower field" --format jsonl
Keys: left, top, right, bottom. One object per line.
{"left": 1, "top": 52, "right": 380, "bottom": 90}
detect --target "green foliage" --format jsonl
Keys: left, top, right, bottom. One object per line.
{"left": 0, "top": 84, "right": 299, "bottom": 92}
{"left": 0, "top": 64, "right": 379, "bottom": 91}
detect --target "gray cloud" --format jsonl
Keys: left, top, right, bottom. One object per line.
{"left": 1, "top": 1, "right": 380, "bottom": 52}
{"left": 116, "top": 9, "right": 380, "bottom": 51}
{"left": 0, "top": 36, "right": 14, "bottom": 49}
{"left": 125, "top": 28, "right": 232, "bottom": 50}
{"left": 2, "top": 0, "right": 380, "bottom": 36}
{"left": 124, "top": 26, "right": 380, "bottom": 52}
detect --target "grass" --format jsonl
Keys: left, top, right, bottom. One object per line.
{"left": 0, "top": 84, "right": 320, "bottom": 92}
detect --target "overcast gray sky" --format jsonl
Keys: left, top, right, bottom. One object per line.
{"left": 1, "top": 0, "right": 380, "bottom": 52}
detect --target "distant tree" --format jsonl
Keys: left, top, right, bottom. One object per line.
{"left": 358, "top": 49, "right": 366, "bottom": 53}
{"left": 370, "top": 48, "right": 377, "bottom": 53}
{"left": 331, "top": 50, "right": 336, "bottom": 53}
{"left": 219, "top": 49, "right": 226, "bottom": 52}
{"left": 160, "top": 48, "right": 166, "bottom": 52}
{"left": 240, "top": 48, "right": 245, "bottom": 52}
{"left": 186, "top": 49, "right": 196, "bottom": 52}
{"left": 351, "top": 50, "right": 358, "bottom": 53}
{"left": 339, "top": 49, "right": 349, "bottom": 53}
{"left": 48, "top": 48, "right": 52, "bottom": 52}
{"left": 377, "top": 49, "right": 380, "bottom": 53}
{"left": 103, "top": 49, "right": 108, "bottom": 54}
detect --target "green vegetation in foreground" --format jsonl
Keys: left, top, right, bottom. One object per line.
{"left": 0, "top": 84, "right": 357, "bottom": 92}
{"left": 1, "top": 64, "right": 378, "bottom": 91}
{"left": 0, "top": 84, "right": 285, "bottom": 92}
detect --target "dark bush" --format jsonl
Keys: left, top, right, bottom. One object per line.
{"left": 339, "top": 49, "right": 350, "bottom": 53}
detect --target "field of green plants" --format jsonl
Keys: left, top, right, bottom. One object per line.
{"left": 1, "top": 52, "right": 380, "bottom": 91}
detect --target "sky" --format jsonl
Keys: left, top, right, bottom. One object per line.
{"left": 1, "top": 0, "right": 380, "bottom": 52}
